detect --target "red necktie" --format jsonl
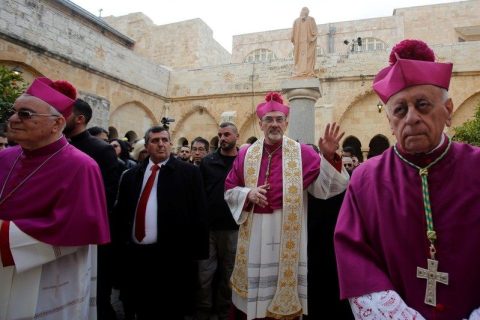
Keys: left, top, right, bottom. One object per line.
{"left": 135, "top": 164, "right": 160, "bottom": 242}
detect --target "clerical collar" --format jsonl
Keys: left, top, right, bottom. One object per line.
{"left": 395, "top": 134, "right": 449, "bottom": 168}
{"left": 22, "top": 136, "right": 68, "bottom": 158}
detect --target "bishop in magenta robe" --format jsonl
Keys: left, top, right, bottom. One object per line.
{"left": 224, "top": 92, "right": 349, "bottom": 320}
{"left": 335, "top": 39, "right": 480, "bottom": 320}
{"left": 0, "top": 77, "right": 109, "bottom": 320}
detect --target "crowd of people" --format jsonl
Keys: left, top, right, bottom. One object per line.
{"left": 1, "top": 38, "right": 479, "bottom": 320}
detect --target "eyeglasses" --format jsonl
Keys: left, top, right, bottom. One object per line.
{"left": 262, "top": 116, "right": 286, "bottom": 124}
{"left": 8, "top": 109, "right": 60, "bottom": 120}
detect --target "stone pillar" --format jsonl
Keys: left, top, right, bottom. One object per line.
{"left": 282, "top": 78, "right": 321, "bottom": 144}
{"left": 220, "top": 111, "right": 237, "bottom": 124}
{"left": 79, "top": 91, "right": 110, "bottom": 129}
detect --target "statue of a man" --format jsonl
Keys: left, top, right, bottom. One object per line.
{"left": 291, "top": 7, "right": 318, "bottom": 78}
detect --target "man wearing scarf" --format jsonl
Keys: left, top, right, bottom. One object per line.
{"left": 334, "top": 40, "right": 480, "bottom": 320}
{"left": 0, "top": 77, "right": 110, "bottom": 320}
{"left": 225, "top": 92, "right": 349, "bottom": 319}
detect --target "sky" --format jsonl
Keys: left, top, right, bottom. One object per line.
{"left": 71, "top": 0, "right": 459, "bottom": 52}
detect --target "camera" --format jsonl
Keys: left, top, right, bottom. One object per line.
{"left": 160, "top": 117, "right": 175, "bottom": 129}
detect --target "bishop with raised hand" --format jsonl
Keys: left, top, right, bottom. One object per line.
{"left": 225, "top": 92, "right": 349, "bottom": 320}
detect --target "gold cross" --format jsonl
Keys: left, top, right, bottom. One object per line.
{"left": 416, "top": 258, "right": 448, "bottom": 306}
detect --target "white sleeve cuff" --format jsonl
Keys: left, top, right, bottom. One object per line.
{"left": 10, "top": 223, "right": 78, "bottom": 273}
{"left": 349, "top": 290, "right": 425, "bottom": 320}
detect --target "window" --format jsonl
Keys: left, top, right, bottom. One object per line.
{"left": 352, "top": 37, "right": 387, "bottom": 53}
{"left": 244, "top": 49, "right": 277, "bottom": 63}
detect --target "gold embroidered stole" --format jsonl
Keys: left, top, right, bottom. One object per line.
{"left": 230, "top": 136, "right": 304, "bottom": 319}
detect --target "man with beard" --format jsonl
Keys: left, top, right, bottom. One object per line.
{"left": 178, "top": 145, "right": 191, "bottom": 162}
{"left": 196, "top": 122, "right": 240, "bottom": 320}
{"left": 224, "top": 92, "right": 349, "bottom": 320}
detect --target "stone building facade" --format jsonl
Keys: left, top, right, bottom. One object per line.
{"left": 1, "top": 0, "right": 479, "bottom": 157}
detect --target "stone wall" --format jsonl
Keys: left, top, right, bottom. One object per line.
{"left": 104, "top": 14, "right": 231, "bottom": 68}
{"left": 396, "top": 0, "right": 480, "bottom": 43}
{"left": 232, "top": 0, "right": 480, "bottom": 64}
{"left": 1, "top": 0, "right": 479, "bottom": 151}
{"left": 231, "top": 16, "right": 404, "bottom": 63}
{"left": 0, "top": 0, "right": 170, "bottom": 96}
{"left": 0, "top": 37, "right": 167, "bottom": 138}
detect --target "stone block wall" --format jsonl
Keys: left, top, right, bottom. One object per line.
{"left": 396, "top": 0, "right": 480, "bottom": 44}
{"left": 104, "top": 14, "right": 231, "bottom": 68}
{"left": 0, "top": 0, "right": 170, "bottom": 96}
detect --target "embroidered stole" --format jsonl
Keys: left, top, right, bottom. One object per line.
{"left": 230, "top": 136, "right": 304, "bottom": 319}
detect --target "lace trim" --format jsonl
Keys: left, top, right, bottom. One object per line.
{"left": 349, "top": 290, "right": 425, "bottom": 320}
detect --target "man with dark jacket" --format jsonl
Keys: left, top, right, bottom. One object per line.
{"left": 64, "top": 98, "right": 120, "bottom": 320}
{"left": 112, "top": 126, "right": 208, "bottom": 320}
{"left": 196, "top": 122, "right": 239, "bottom": 320}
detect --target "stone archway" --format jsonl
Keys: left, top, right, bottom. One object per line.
{"left": 451, "top": 91, "right": 480, "bottom": 135}
{"left": 239, "top": 114, "right": 260, "bottom": 144}
{"left": 342, "top": 136, "right": 363, "bottom": 162}
{"left": 173, "top": 106, "right": 218, "bottom": 143}
{"left": 175, "top": 137, "right": 189, "bottom": 154}
{"left": 0, "top": 60, "right": 42, "bottom": 85}
{"left": 339, "top": 91, "right": 393, "bottom": 153}
{"left": 177, "top": 137, "right": 189, "bottom": 147}
{"left": 367, "top": 134, "right": 390, "bottom": 159}
{"left": 110, "top": 101, "right": 156, "bottom": 137}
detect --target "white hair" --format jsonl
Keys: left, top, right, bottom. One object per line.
{"left": 440, "top": 88, "right": 449, "bottom": 102}
{"left": 48, "top": 105, "right": 66, "bottom": 132}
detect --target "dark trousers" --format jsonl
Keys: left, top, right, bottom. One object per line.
{"left": 122, "top": 244, "right": 196, "bottom": 320}
{"left": 97, "top": 244, "right": 117, "bottom": 320}
{"left": 196, "top": 230, "right": 238, "bottom": 320}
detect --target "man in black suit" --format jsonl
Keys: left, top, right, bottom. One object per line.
{"left": 64, "top": 98, "right": 120, "bottom": 320}
{"left": 112, "top": 126, "right": 209, "bottom": 320}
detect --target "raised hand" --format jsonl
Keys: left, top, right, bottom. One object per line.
{"left": 318, "top": 122, "right": 344, "bottom": 160}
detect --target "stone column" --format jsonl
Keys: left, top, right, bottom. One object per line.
{"left": 282, "top": 78, "right": 321, "bottom": 144}
{"left": 79, "top": 91, "right": 110, "bottom": 129}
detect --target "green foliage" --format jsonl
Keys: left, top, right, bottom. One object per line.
{"left": 0, "top": 66, "right": 28, "bottom": 125}
{"left": 452, "top": 103, "right": 480, "bottom": 146}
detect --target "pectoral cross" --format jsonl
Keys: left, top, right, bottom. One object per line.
{"left": 416, "top": 258, "right": 449, "bottom": 306}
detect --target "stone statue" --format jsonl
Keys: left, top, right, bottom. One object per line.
{"left": 291, "top": 7, "right": 318, "bottom": 78}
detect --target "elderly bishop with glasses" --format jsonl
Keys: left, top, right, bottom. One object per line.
{"left": 0, "top": 77, "right": 110, "bottom": 320}
{"left": 225, "top": 92, "right": 349, "bottom": 320}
